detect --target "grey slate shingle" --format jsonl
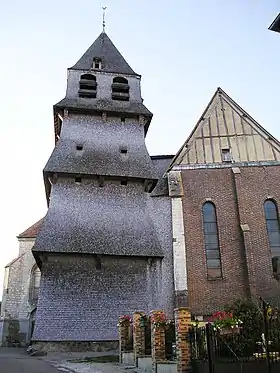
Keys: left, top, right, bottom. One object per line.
{"left": 44, "top": 114, "right": 157, "bottom": 180}
{"left": 32, "top": 180, "right": 163, "bottom": 257}
{"left": 54, "top": 98, "right": 152, "bottom": 117}
{"left": 70, "top": 32, "right": 138, "bottom": 76}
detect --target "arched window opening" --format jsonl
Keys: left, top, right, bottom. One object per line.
{"left": 202, "top": 202, "right": 222, "bottom": 279}
{"left": 79, "top": 74, "right": 97, "bottom": 98}
{"left": 264, "top": 199, "right": 280, "bottom": 279}
{"left": 92, "top": 57, "right": 102, "bottom": 69}
{"left": 113, "top": 77, "right": 128, "bottom": 84}
{"left": 29, "top": 265, "right": 41, "bottom": 304}
{"left": 112, "top": 77, "right": 130, "bottom": 101}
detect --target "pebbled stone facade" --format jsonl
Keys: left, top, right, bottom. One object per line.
{"left": 44, "top": 114, "right": 156, "bottom": 179}
{"left": 34, "top": 256, "right": 170, "bottom": 341}
{"left": 0, "top": 236, "right": 41, "bottom": 345}
{"left": 32, "top": 31, "right": 174, "bottom": 345}
{"left": 34, "top": 179, "right": 163, "bottom": 257}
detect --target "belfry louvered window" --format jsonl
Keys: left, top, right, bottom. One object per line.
{"left": 111, "top": 77, "right": 130, "bottom": 101}
{"left": 78, "top": 74, "right": 97, "bottom": 98}
{"left": 264, "top": 199, "right": 280, "bottom": 279}
{"left": 202, "top": 202, "right": 222, "bottom": 279}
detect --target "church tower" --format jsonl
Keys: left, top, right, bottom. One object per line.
{"left": 32, "top": 31, "right": 174, "bottom": 346}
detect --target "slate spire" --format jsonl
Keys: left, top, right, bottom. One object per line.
{"left": 70, "top": 32, "right": 138, "bottom": 76}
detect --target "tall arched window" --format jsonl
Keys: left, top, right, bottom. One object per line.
{"left": 202, "top": 202, "right": 222, "bottom": 279}
{"left": 29, "top": 265, "right": 41, "bottom": 304}
{"left": 111, "top": 76, "right": 130, "bottom": 101}
{"left": 264, "top": 200, "right": 280, "bottom": 278}
{"left": 78, "top": 74, "right": 97, "bottom": 98}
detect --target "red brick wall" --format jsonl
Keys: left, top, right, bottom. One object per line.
{"left": 181, "top": 168, "right": 247, "bottom": 315}
{"left": 181, "top": 165, "right": 280, "bottom": 316}
{"left": 233, "top": 166, "right": 280, "bottom": 302}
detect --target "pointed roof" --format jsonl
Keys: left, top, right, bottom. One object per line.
{"left": 5, "top": 253, "right": 25, "bottom": 268}
{"left": 168, "top": 87, "right": 280, "bottom": 169}
{"left": 269, "top": 13, "right": 280, "bottom": 33}
{"left": 17, "top": 218, "right": 44, "bottom": 239}
{"left": 70, "top": 32, "right": 138, "bottom": 75}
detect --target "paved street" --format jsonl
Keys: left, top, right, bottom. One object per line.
{"left": 0, "top": 348, "right": 64, "bottom": 373}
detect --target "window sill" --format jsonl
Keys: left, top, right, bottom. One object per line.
{"left": 207, "top": 276, "right": 223, "bottom": 281}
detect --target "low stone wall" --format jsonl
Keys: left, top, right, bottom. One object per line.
{"left": 138, "top": 356, "right": 153, "bottom": 372}
{"left": 157, "top": 361, "right": 177, "bottom": 373}
{"left": 32, "top": 340, "right": 118, "bottom": 352}
{"left": 122, "top": 351, "right": 134, "bottom": 365}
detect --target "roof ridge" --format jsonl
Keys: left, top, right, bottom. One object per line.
{"left": 17, "top": 217, "right": 45, "bottom": 238}
{"left": 70, "top": 32, "right": 138, "bottom": 76}
{"left": 219, "top": 88, "right": 280, "bottom": 149}
{"left": 5, "top": 253, "right": 25, "bottom": 268}
{"left": 167, "top": 87, "right": 280, "bottom": 171}
{"left": 167, "top": 87, "right": 220, "bottom": 171}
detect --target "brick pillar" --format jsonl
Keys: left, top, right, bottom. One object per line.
{"left": 133, "top": 312, "right": 146, "bottom": 364}
{"left": 118, "top": 318, "right": 131, "bottom": 363}
{"left": 151, "top": 310, "right": 166, "bottom": 372}
{"left": 175, "top": 308, "right": 192, "bottom": 373}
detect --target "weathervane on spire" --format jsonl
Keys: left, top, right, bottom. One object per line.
{"left": 102, "top": 6, "right": 107, "bottom": 32}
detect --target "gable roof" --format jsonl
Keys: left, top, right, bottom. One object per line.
{"left": 5, "top": 253, "right": 25, "bottom": 268}
{"left": 70, "top": 32, "right": 138, "bottom": 76}
{"left": 269, "top": 13, "right": 280, "bottom": 33}
{"left": 168, "top": 87, "right": 280, "bottom": 169}
{"left": 151, "top": 155, "right": 174, "bottom": 178}
{"left": 17, "top": 218, "right": 44, "bottom": 239}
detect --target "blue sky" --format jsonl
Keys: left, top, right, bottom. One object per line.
{"left": 0, "top": 1, "right": 279, "bottom": 291}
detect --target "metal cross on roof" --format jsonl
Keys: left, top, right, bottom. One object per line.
{"left": 102, "top": 6, "right": 107, "bottom": 33}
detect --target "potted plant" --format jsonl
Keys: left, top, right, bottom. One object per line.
{"left": 151, "top": 312, "right": 167, "bottom": 329}
{"left": 117, "top": 315, "right": 131, "bottom": 327}
{"left": 212, "top": 311, "right": 242, "bottom": 335}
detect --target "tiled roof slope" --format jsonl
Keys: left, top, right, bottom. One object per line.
{"left": 70, "top": 32, "right": 138, "bottom": 75}
{"left": 17, "top": 218, "right": 44, "bottom": 238}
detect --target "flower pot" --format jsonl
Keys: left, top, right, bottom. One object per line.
{"left": 219, "top": 327, "right": 240, "bottom": 335}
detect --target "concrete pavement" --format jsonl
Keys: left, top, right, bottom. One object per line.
{"left": 0, "top": 348, "right": 139, "bottom": 373}
{"left": 0, "top": 347, "right": 65, "bottom": 373}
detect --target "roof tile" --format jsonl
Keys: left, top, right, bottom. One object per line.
{"left": 18, "top": 218, "right": 44, "bottom": 238}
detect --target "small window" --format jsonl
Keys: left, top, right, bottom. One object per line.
{"left": 202, "top": 202, "right": 222, "bottom": 279}
{"left": 29, "top": 265, "right": 41, "bottom": 303}
{"left": 121, "top": 180, "right": 128, "bottom": 186}
{"left": 113, "top": 77, "right": 128, "bottom": 84}
{"left": 120, "top": 148, "right": 127, "bottom": 154}
{"left": 96, "top": 257, "right": 102, "bottom": 270}
{"left": 264, "top": 199, "right": 280, "bottom": 279}
{"left": 75, "top": 177, "right": 82, "bottom": 183}
{"left": 221, "top": 148, "right": 232, "bottom": 162}
{"left": 76, "top": 145, "right": 83, "bottom": 151}
{"left": 93, "top": 57, "right": 102, "bottom": 69}
{"left": 98, "top": 177, "right": 104, "bottom": 187}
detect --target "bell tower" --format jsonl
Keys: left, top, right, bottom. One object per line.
{"left": 31, "top": 30, "right": 172, "bottom": 345}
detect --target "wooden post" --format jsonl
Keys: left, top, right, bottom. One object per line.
{"left": 175, "top": 307, "right": 192, "bottom": 373}
{"left": 133, "top": 312, "right": 146, "bottom": 365}
{"left": 151, "top": 310, "right": 166, "bottom": 372}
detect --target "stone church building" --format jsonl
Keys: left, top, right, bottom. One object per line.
{"left": 0, "top": 219, "right": 43, "bottom": 345}
{"left": 1, "top": 30, "right": 280, "bottom": 348}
